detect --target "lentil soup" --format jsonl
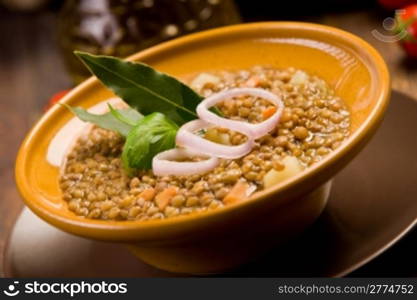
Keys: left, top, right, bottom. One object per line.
{"left": 60, "top": 66, "right": 350, "bottom": 221}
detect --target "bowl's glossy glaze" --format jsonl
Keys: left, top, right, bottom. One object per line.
{"left": 15, "top": 22, "right": 390, "bottom": 273}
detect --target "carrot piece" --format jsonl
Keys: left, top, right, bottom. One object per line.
{"left": 155, "top": 187, "right": 178, "bottom": 210}
{"left": 262, "top": 106, "right": 277, "bottom": 120}
{"left": 223, "top": 181, "right": 249, "bottom": 205}
{"left": 245, "top": 75, "right": 261, "bottom": 87}
{"left": 138, "top": 188, "right": 156, "bottom": 201}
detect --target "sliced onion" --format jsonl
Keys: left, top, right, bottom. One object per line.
{"left": 152, "top": 148, "right": 219, "bottom": 176}
{"left": 196, "top": 88, "right": 284, "bottom": 139}
{"left": 176, "top": 119, "right": 254, "bottom": 159}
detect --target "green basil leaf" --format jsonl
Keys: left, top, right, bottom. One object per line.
{"left": 122, "top": 112, "right": 178, "bottom": 170}
{"left": 64, "top": 104, "right": 143, "bottom": 137}
{"left": 75, "top": 51, "right": 202, "bottom": 125}
{"left": 107, "top": 104, "right": 138, "bottom": 126}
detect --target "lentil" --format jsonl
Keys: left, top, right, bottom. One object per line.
{"left": 60, "top": 66, "right": 350, "bottom": 221}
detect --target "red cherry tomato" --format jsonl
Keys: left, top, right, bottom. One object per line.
{"left": 396, "top": 4, "right": 417, "bottom": 58}
{"left": 44, "top": 90, "right": 69, "bottom": 112}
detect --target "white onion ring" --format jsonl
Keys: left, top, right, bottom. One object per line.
{"left": 176, "top": 119, "right": 254, "bottom": 159}
{"left": 196, "top": 88, "right": 284, "bottom": 139}
{"left": 152, "top": 148, "right": 219, "bottom": 176}
{"left": 154, "top": 88, "right": 285, "bottom": 176}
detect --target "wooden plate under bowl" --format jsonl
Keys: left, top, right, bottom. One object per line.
{"left": 4, "top": 91, "right": 417, "bottom": 277}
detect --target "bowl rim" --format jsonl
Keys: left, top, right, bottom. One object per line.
{"left": 15, "top": 21, "right": 390, "bottom": 238}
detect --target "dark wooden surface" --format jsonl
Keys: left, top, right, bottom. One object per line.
{"left": 0, "top": 11, "right": 72, "bottom": 276}
{"left": 0, "top": 8, "right": 416, "bottom": 277}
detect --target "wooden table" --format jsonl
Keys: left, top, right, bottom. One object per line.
{"left": 0, "top": 11, "right": 72, "bottom": 277}
{"left": 0, "top": 8, "right": 416, "bottom": 277}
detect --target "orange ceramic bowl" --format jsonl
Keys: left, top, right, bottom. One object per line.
{"left": 15, "top": 22, "right": 390, "bottom": 274}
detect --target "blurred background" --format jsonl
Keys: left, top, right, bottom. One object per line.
{"left": 1, "top": 0, "right": 417, "bottom": 276}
